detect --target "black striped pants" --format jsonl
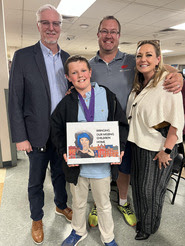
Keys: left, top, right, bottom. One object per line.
{"left": 130, "top": 143, "right": 177, "bottom": 234}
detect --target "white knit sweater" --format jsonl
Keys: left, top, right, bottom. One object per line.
{"left": 126, "top": 71, "right": 184, "bottom": 151}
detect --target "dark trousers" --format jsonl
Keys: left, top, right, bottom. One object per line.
{"left": 27, "top": 139, "right": 67, "bottom": 221}
{"left": 131, "top": 143, "right": 177, "bottom": 234}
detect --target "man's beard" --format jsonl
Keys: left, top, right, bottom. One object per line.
{"left": 44, "top": 38, "right": 58, "bottom": 44}
{"left": 44, "top": 32, "right": 59, "bottom": 44}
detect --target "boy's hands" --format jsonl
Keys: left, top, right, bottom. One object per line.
{"left": 63, "top": 153, "right": 79, "bottom": 167}
{"left": 64, "top": 150, "right": 125, "bottom": 167}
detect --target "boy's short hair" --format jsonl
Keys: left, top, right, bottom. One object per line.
{"left": 64, "top": 55, "right": 91, "bottom": 75}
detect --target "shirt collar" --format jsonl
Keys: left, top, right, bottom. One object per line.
{"left": 39, "top": 40, "right": 61, "bottom": 56}
{"left": 83, "top": 82, "right": 99, "bottom": 99}
{"left": 95, "top": 49, "right": 125, "bottom": 63}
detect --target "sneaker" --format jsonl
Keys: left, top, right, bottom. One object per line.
{"left": 61, "top": 230, "right": 87, "bottom": 246}
{"left": 103, "top": 239, "right": 118, "bottom": 246}
{"left": 117, "top": 202, "right": 137, "bottom": 227}
{"left": 88, "top": 206, "right": 98, "bottom": 227}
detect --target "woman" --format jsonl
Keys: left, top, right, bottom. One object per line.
{"left": 75, "top": 131, "right": 95, "bottom": 158}
{"left": 126, "top": 40, "right": 184, "bottom": 240}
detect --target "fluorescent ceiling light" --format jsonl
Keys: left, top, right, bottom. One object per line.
{"left": 80, "top": 24, "right": 89, "bottom": 29}
{"left": 161, "top": 50, "right": 173, "bottom": 54}
{"left": 170, "top": 23, "right": 185, "bottom": 30}
{"left": 57, "top": 0, "right": 96, "bottom": 17}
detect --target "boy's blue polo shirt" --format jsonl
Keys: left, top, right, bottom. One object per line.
{"left": 78, "top": 82, "right": 111, "bottom": 179}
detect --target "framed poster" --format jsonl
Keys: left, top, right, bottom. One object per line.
{"left": 67, "top": 121, "right": 120, "bottom": 164}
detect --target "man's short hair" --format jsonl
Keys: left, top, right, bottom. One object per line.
{"left": 98, "top": 16, "right": 121, "bottom": 34}
{"left": 36, "top": 4, "right": 62, "bottom": 22}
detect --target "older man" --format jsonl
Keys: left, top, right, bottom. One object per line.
{"left": 8, "top": 4, "right": 72, "bottom": 244}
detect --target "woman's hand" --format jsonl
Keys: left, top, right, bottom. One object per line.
{"left": 111, "top": 151, "right": 124, "bottom": 165}
{"left": 153, "top": 151, "right": 172, "bottom": 170}
{"left": 63, "top": 153, "right": 79, "bottom": 167}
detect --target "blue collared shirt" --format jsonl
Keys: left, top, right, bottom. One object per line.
{"left": 78, "top": 82, "right": 111, "bottom": 179}
{"left": 40, "top": 41, "right": 68, "bottom": 113}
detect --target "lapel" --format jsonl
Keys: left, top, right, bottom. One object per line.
{"left": 33, "top": 42, "right": 51, "bottom": 100}
{"left": 60, "top": 49, "right": 66, "bottom": 65}
{"left": 60, "top": 49, "right": 71, "bottom": 89}
{"left": 132, "top": 79, "right": 154, "bottom": 105}
{"left": 127, "top": 82, "right": 152, "bottom": 119}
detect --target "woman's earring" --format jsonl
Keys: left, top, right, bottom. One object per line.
{"left": 155, "top": 64, "right": 159, "bottom": 71}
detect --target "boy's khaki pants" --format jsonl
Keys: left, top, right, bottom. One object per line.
{"left": 70, "top": 176, "right": 114, "bottom": 243}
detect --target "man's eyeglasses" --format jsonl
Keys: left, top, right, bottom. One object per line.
{"left": 99, "top": 29, "right": 120, "bottom": 36}
{"left": 38, "top": 20, "right": 61, "bottom": 28}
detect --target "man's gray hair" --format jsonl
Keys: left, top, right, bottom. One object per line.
{"left": 36, "top": 4, "right": 62, "bottom": 22}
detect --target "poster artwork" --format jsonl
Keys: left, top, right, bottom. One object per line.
{"left": 67, "top": 121, "right": 120, "bottom": 164}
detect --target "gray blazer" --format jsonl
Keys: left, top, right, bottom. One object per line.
{"left": 8, "top": 41, "right": 70, "bottom": 147}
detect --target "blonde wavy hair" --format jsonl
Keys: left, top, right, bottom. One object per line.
{"left": 133, "top": 40, "right": 167, "bottom": 94}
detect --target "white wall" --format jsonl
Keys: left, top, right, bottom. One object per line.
{"left": 0, "top": 0, "right": 15, "bottom": 166}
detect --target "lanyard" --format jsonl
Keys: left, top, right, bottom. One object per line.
{"left": 78, "top": 87, "right": 95, "bottom": 122}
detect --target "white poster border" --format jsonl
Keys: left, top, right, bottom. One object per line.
{"left": 67, "top": 121, "right": 120, "bottom": 165}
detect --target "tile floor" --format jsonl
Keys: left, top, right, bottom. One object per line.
{"left": 0, "top": 153, "right": 185, "bottom": 246}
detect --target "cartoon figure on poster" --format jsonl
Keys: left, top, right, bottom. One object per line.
{"left": 75, "top": 131, "right": 95, "bottom": 158}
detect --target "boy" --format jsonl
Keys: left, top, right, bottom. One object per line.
{"left": 51, "top": 55, "right": 128, "bottom": 246}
